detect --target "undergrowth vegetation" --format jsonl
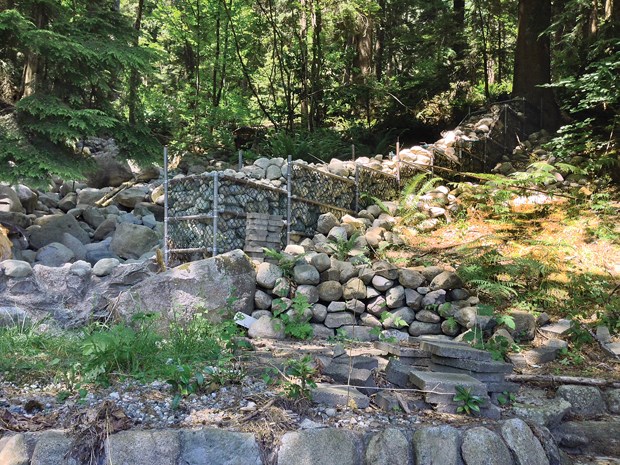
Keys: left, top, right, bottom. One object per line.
{"left": 390, "top": 164, "right": 620, "bottom": 367}
{"left": 0, "top": 305, "right": 248, "bottom": 406}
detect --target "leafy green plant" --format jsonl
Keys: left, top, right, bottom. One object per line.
{"left": 283, "top": 355, "right": 317, "bottom": 399}
{"left": 327, "top": 232, "right": 363, "bottom": 261}
{"left": 272, "top": 293, "right": 314, "bottom": 340}
{"left": 263, "top": 248, "right": 305, "bottom": 278}
{"left": 453, "top": 385, "right": 484, "bottom": 415}
{"left": 496, "top": 391, "right": 516, "bottom": 406}
{"left": 558, "top": 347, "right": 586, "bottom": 366}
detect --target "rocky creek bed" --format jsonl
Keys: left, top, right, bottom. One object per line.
{"left": 2, "top": 337, "right": 620, "bottom": 464}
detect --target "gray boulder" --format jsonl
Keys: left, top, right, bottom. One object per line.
{"left": 77, "top": 187, "right": 107, "bottom": 205}
{"left": 93, "top": 258, "right": 121, "bottom": 277}
{"left": 106, "top": 430, "right": 180, "bottom": 465}
{"left": 28, "top": 214, "right": 91, "bottom": 249}
{"left": 0, "top": 186, "right": 24, "bottom": 213}
{"left": 413, "top": 425, "right": 460, "bottom": 465}
{"left": 501, "top": 419, "right": 549, "bottom": 465}
{"left": 60, "top": 233, "right": 87, "bottom": 261}
{"left": 317, "top": 281, "right": 343, "bottom": 301}
{"left": 277, "top": 429, "right": 362, "bottom": 465}
{"left": 1, "top": 259, "right": 33, "bottom": 278}
{"left": 15, "top": 184, "right": 38, "bottom": 213}
{"left": 248, "top": 316, "right": 285, "bottom": 339}
{"left": 115, "top": 250, "right": 255, "bottom": 322}
{"left": 430, "top": 271, "right": 463, "bottom": 290}
{"left": 317, "top": 213, "right": 339, "bottom": 235}
{"left": 555, "top": 385, "right": 607, "bottom": 418}
{"left": 35, "top": 242, "right": 75, "bottom": 267}
{"left": 179, "top": 429, "right": 262, "bottom": 465}
{"left": 342, "top": 278, "right": 366, "bottom": 300}
{"left": 461, "top": 427, "right": 513, "bottom": 465}
{"left": 398, "top": 268, "right": 426, "bottom": 288}
{"left": 293, "top": 264, "right": 320, "bottom": 285}
{"left": 115, "top": 187, "right": 149, "bottom": 209}
{"left": 110, "top": 223, "right": 160, "bottom": 260}
{"left": 256, "top": 262, "right": 283, "bottom": 289}
{"left": 366, "top": 429, "right": 410, "bottom": 465}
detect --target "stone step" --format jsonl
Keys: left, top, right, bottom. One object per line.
{"left": 374, "top": 341, "right": 430, "bottom": 358}
{"left": 408, "top": 370, "right": 488, "bottom": 397}
{"left": 331, "top": 355, "right": 380, "bottom": 371}
{"left": 430, "top": 354, "right": 513, "bottom": 373}
{"left": 322, "top": 363, "right": 376, "bottom": 395}
{"left": 426, "top": 362, "right": 507, "bottom": 383}
{"left": 419, "top": 340, "right": 493, "bottom": 362}
{"left": 311, "top": 383, "right": 370, "bottom": 409}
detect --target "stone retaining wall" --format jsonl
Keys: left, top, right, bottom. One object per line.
{"left": 0, "top": 418, "right": 564, "bottom": 465}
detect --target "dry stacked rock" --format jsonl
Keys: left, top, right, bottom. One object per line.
{"left": 247, "top": 210, "right": 477, "bottom": 341}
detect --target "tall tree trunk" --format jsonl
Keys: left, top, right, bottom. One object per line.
{"left": 353, "top": 13, "right": 373, "bottom": 127}
{"left": 512, "top": 0, "right": 561, "bottom": 130}
{"left": 375, "top": 0, "right": 386, "bottom": 81}
{"left": 20, "top": 2, "right": 46, "bottom": 98}
{"left": 474, "top": 0, "right": 490, "bottom": 100}
{"left": 309, "top": 0, "right": 323, "bottom": 129}
{"left": 453, "top": 0, "right": 466, "bottom": 59}
{"left": 128, "top": 0, "right": 145, "bottom": 126}
{"left": 299, "top": 0, "right": 310, "bottom": 130}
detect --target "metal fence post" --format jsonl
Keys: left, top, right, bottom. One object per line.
{"left": 354, "top": 164, "right": 360, "bottom": 212}
{"left": 396, "top": 139, "right": 401, "bottom": 189}
{"left": 503, "top": 104, "right": 508, "bottom": 156}
{"left": 212, "top": 172, "right": 219, "bottom": 257}
{"left": 163, "top": 146, "right": 169, "bottom": 267}
{"left": 286, "top": 155, "right": 292, "bottom": 245}
{"left": 351, "top": 144, "right": 356, "bottom": 162}
{"left": 238, "top": 150, "right": 243, "bottom": 171}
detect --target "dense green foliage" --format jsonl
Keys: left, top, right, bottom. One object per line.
{"left": 0, "top": 0, "right": 617, "bottom": 181}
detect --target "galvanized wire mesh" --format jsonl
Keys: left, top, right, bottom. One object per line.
{"left": 291, "top": 162, "right": 356, "bottom": 211}
{"left": 167, "top": 158, "right": 434, "bottom": 262}
{"left": 357, "top": 165, "right": 400, "bottom": 209}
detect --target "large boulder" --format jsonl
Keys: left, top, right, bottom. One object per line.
{"left": 28, "top": 214, "right": 91, "bottom": 249}
{"left": 115, "top": 250, "right": 256, "bottom": 322}
{"left": 0, "top": 186, "right": 24, "bottom": 213}
{"left": 86, "top": 155, "right": 133, "bottom": 188}
{"left": 110, "top": 223, "right": 160, "bottom": 260}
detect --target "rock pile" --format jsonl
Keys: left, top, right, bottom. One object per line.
{"left": 245, "top": 208, "right": 478, "bottom": 341}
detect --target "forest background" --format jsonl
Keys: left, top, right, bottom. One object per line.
{"left": 0, "top": 0, "right": 618, "bottom": 183}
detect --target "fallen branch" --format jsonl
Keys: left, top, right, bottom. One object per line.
{"left": 95, "top": 180, "right": 137, "bottom": 208}
{"left": 506, "top": 374, "right": 620, "bottom": 389}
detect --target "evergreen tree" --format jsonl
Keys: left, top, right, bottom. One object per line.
{"left": 0, "top": 0, "right": 158, "bottom": 184}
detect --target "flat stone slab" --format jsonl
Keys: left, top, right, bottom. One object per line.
{"left": 427, "top": 362, "right": 507, "bottom": 383}
{"left": 539, "top": 319, "right": 571, "bottom": 336}
{"left": 331, "top": 355, "right": 379, "bottom": 371}
{"left": 322, "top": 364, "right": 376, "bottom": 394}
{"left": 522, "top": 346, "right": 559, "bottom": 365}
{"left": 374, "top": 341, "right": 430, "bottom": 358}
{"left": 419, "top": 340, "right": 492, "bottom": 362}
{"left": 606, "top": 342, "right": 620, "bottom": 357}
{"left": 409, "top": 370, "right": 487, "bottom": 396}
{"left": 430, "top": 354, "right": 513, "bottom": 373}
{"left": 386, "top": 359, "right": 416, "bottom": 388}
{"left": 311, "top": 383, "right": 370, "bottom": 409}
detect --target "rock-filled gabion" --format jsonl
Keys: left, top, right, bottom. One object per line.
{"left": 245, "top": 208, "right": 480, "bottom": 341}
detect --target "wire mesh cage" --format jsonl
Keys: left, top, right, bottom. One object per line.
{"left": 291, "top": 162, "right": 356, "bottom": 211}
{"left": 356, "top": 165, "right": 400, "bottom": 209}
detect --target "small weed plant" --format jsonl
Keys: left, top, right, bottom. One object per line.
{"left": 453, "top": 385, "right": 484, "bottom": 415}
{"left": 272, "top": 293, "right": 314, "bottom": 340}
